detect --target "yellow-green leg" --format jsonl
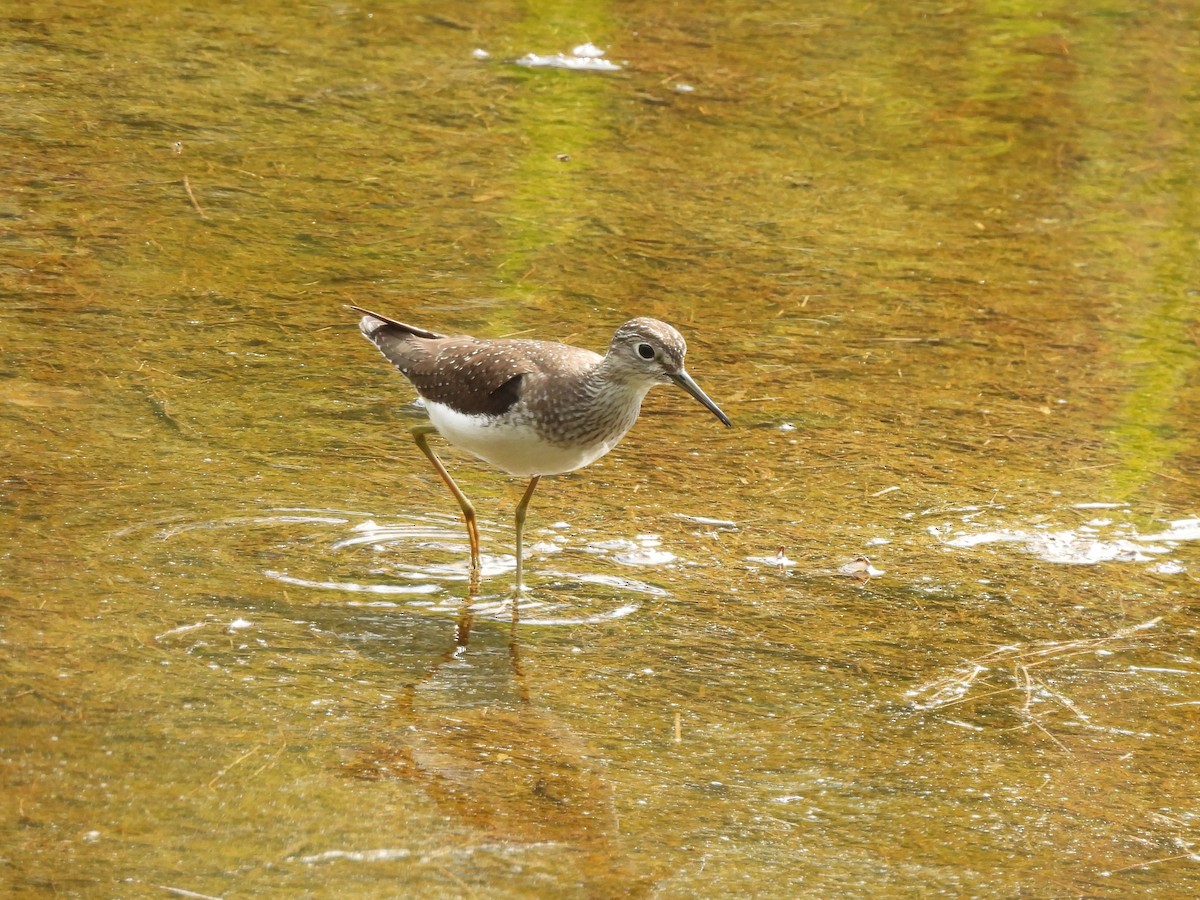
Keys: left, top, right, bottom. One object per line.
{"left": 513, "top": 475, "right": 541, "bottom": 593}
{"left": 412, "top": 425, "right": 480, "bottom": 575}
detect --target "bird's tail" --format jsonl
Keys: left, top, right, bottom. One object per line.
{"left": 348, "top": 305, "right": 445, "bottom": 340}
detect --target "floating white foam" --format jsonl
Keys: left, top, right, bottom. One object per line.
{"left": 513, "top": 45, "right": 622, "bottom": 71}
{"left": 571, "top": 42, "right": 605, "bottom": 58}
{"left": 937, "top": 514, "right": 1198, "bottom": 568}
{"left": 1141, "top": 517, "right": 1200, "bottom": 542}
{"left": 746, "top": 552, "right": 794, "bottom": 567}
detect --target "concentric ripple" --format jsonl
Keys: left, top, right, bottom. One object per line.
{"left": 149, "top": 507, "right": 670, "bottom": 625}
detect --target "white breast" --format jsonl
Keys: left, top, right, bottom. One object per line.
{"left": 424, "top": 402, "right": 625, "bottom": 477}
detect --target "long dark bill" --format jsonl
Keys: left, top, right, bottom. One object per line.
{"left": 670, "top": 371, "right": 732, "bottom": 427}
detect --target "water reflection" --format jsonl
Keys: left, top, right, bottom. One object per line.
{"left": 339, "top": 605, "right": 655, "bottom": 895}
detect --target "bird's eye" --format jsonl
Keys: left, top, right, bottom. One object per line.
{"left": 636, "top": 343, "right": 655, "bottom": 360}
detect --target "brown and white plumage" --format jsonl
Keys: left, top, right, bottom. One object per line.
{"left": 355, "top": 306, "right": 730, "bottom": 477}
{"left": 352, "top": 305, "right": 730, "bottom": 589}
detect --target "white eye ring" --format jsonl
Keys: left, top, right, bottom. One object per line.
{"left": 636, "top": 342, "right": 655, "bottom": 360}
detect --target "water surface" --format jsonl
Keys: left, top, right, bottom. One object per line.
{"left": 3, "top": 1, "right": 1199, "bottom": 897}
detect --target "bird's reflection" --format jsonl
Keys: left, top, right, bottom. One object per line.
{"left": 346, "top": 596, "right": 654, "bottom": 895}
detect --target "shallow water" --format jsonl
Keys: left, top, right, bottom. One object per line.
{"left": 3, "top": 1, "right": 1199, "bottom": 897}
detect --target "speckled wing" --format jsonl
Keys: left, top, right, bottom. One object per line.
{"left": 355, "top": 307, "right": 530, "bottom": 417}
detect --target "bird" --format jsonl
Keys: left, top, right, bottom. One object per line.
{"left": 352, "top": 306, "right": 731, "bottom": 590}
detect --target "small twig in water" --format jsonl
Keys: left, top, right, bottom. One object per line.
{"left": 182, "top": 175, "right": 208, "bottom": 219}
{"left": 1106, "top": 852, "right": 1199, "bottom": 875}
{"left": 205, "top": 743, "right": 264, "bottom": 789}
{"left": 156, "top": 886, "right": 223, "bottom": 900}
{"left": 1027, "top": 716, "right": 1072, "bottom": 752}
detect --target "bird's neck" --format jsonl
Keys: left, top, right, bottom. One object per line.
{"left": 587, "top": 356, "right": 656, "bottom": 404}
{"left": 545, "top": 358, "right": 654, "bottom": 444}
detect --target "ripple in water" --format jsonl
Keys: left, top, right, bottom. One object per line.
{"left": 155, "top": 508, "right": 671, "bottom": 625}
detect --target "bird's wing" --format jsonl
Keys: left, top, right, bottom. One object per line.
{"left": 359, "top": 316, "right": 536, "bottom": 417}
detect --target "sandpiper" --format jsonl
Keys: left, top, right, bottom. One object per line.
{"left": 353, "top": 306, "right": 731, "bottom": 589}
